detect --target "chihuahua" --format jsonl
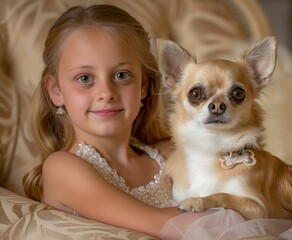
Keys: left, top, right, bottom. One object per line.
{"left": 157, "top": 36, "right": 292, "bottom": 220}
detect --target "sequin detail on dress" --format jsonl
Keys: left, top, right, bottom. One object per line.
{"left": 75, "top": 138, "right": 172, "bottom": 208}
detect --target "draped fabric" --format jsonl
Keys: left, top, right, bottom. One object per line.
{"left": 0, "top": 187, "right": 153, "bottom": 239}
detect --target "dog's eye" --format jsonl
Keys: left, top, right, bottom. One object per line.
{"left": 188, "top": 87, "right": 203, "bottom": 104}
{"left": 231, "top": 87, "right": 245, "bottom": 102}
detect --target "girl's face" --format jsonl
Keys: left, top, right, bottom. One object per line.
{"left": 48, "top": 26, "right": 147, "bottom": 143}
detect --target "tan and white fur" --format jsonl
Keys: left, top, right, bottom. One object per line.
{"left": 157, "top": 36, "right": 292, "bottom": 220}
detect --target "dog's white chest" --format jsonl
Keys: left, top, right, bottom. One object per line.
{"left": 172, "top": 162, "right": 246, "bottom": 202}
{"left": 171, "top": 146, "right": 249, "bottom": 202}
{"left": 171, "top": 153, "right": 221, "bottom": 201}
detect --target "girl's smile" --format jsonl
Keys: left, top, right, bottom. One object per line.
{"left": 89, "top": 108, "right": 124, "bottom": 117}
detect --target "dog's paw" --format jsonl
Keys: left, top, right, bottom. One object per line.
{"left": 178, "top": 197, "right": 207, "bottom": 212}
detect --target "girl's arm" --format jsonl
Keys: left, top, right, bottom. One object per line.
{"left": 42, "top": 151, "right": 180, "bottom": 238}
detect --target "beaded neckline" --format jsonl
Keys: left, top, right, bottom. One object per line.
{"left": 75, "top": 137, "right": 172, "bottom": 207}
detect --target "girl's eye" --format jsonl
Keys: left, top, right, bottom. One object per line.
{"left": 77, "top": 74, "right": 94, "bottom": 84}
{"left": 114, "top": 71, "right": 130, "bottom": 81}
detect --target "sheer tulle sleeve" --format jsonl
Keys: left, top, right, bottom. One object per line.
{"left": 160, "top": 208, "right": 292, "bottom": 240}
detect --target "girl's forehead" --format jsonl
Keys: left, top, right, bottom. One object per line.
{"left": 60, "top": 25, "right": 140, "bottom": 59}
{"left": 58, "top": 26, "right": 142, "bottom": 71}
{"left": 63, "top": 26, "right": 116, "bottom": 46}
{"left": 63, "top": 26, "right": 133, "bottom": 49}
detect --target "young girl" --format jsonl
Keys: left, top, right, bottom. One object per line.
{"left": 23, "top": 4, "right": 292, "bottom": 239}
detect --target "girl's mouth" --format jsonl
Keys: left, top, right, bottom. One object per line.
{"left": 90, "top": 109, "right": 123, "bottom": 117}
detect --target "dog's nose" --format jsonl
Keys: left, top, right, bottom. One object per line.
{"left": 208, "top": 101, "right": 226, "bottom": 115}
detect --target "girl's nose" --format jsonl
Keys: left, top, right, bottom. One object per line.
{"left": 96, "top": 80, "right": 117, "bottom": 102}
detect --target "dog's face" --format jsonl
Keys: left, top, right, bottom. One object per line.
{"left": 157, "top": 37, "right": 276, "bottom": 130}
{"left": 173, "top": 60, "right": 257, "bottom": 129}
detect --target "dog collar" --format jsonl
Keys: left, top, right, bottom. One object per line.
{"left": 219, "top": 149, "right": 256, "bottom": 169}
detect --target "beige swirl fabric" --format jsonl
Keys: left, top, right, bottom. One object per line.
{"left": 0, "top": 0, "right": 292, "bottom": 239}
{"left": 0, "top": 187, "right": 155, "bottom": 239}
{"left": 0, "top": 187, "right": 50, "bottom": 236}
{"left": 0, "top": 51, "right": 40, "bottom": 196}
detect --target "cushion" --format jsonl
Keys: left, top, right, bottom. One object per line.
{"left": 0, "top": 187, "right": 152, "bottom": 239}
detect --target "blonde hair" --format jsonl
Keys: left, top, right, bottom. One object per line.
{"left": 23, "top": 4, "right": 169, "bottom": 201}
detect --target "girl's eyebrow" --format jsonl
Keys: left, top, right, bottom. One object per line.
{"left": 69, "top": 62, "right": 135, "bottom": 72}
{"left": 69, "top": 65, "right": 94, "bottom": 72}
{"left": 115, "top": 62, "right": 135, "bottom": 67}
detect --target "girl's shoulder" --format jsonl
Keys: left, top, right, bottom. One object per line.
{"left": 42, "top": 150, "right": 97, "bottom": 187}
{"left": 42, "top": 149, "right": 110, "bottom": 207}
{"left": 43, "top": 151, "right": 80, "bottom": 170}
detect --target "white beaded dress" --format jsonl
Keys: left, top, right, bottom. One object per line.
{"left": 74, "top": 138, "right": 292, "bottom": 240}
{"left": 75, "top": 137, "right": 172, "bottom": 208}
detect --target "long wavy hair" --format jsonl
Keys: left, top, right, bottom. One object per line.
{"left": 23, "top": 4, "right": 170, "bottom": 201}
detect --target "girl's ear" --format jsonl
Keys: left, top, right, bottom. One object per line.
{"left": 45, "top": 75, "right": 64, "bottom": 106}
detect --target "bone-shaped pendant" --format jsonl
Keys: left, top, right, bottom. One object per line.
{"left": 220, "top": 149, "right": 256, "bottom": 169}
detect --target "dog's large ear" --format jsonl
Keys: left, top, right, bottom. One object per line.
{"left": 156, "top": 39, "right": 195, "bottom": 89}
{"left": 241, "top": 36, "right": 277, "bottom": 88}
